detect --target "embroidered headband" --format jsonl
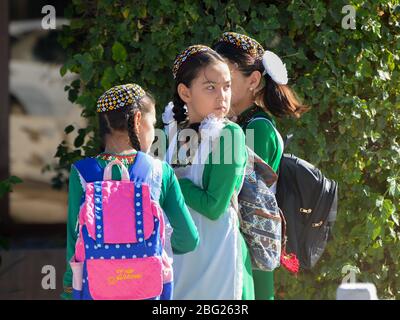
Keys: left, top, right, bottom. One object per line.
{"left": 172, "top": 45, "right": 213, "bottom": 79}
{"left": 96, "top": 83, "right": 146, "bottom": 113}
{"left": 218, "top": 32, "right": 264, "bottom": 59}
{"left": 218, "top": 32, "right": 288, "bottom": 85}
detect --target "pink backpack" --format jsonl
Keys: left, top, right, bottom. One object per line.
{"left": 69, "top": 152, "right": 170, "bottom": 300}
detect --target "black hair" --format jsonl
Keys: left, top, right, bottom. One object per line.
{"left": 173, "top": 49, "right": 227, "bottom": 124}
{"left": 213, "top": 41, "right": 309, "bottom": 118}
{"left": 98, "top": 93, "right": 155, "bottom": 151}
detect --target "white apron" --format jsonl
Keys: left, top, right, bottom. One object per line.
{"left": 164, "top": 114, "right": 243, "bottom": 300}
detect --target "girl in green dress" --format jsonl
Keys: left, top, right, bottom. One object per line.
{"left": 62, "top": 83, "right": 199, "bottom": 299}
{"left": 214, "top": 32, "right": 309, "bottom": 300}
{"left": 163, "top": 45, "right": 255, "bottom": 300}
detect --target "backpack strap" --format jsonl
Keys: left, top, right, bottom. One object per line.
{"left": 128, "top": 151, "right": 153, "bottom": 184}
{"left": 72, "top": 158, "right": 104, "bottom": 235}
{"left": 237, "top": 105, "right": 267, "bottom": 129}
{"left": 131, "top": 153, "right": 167, "bottom": 249}
{"left": 248, "top": 116, "right": 275, "bottom": 127}
{"left": 283, "top": 134, "right": 294, "bottom": 150}
{"left": 237, "top": 105, "right": 281, "bottom": 147}
{"left": 130, "top": 152, "right": 163, "bottom": 202}
{"left": 73, "top": 158, "right": 105, "bottom": 188}
{"left": 246, "top": 117, "right": 284, "bottom": 194}
{"left": 149, "top": 159, "right": 163, "bottom": 202}
{"left": 248, "top": 116, "right": 285, "bottom": 154}
{"left": 247, "top": 114, "right": 292, "bottom": 151}
{"left": 74, "top": 152, "right": 156, "bottom": 185}
{"left": 103, "top": 159, "right": 130, "bottom": 181}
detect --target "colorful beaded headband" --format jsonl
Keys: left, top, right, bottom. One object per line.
{"left": 218, "top": 32, "right": 264, "bottom": 59}
{"left": 96, "top": 83, "right": 146, "bottom": 113}
{"left": 172, "top": 45, "right": 213, "bottom": 79}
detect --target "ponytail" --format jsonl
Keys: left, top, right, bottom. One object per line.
{"left": 214, "top": 40, "right": 310, "bottom": 119}
{"left": 258, "top": 74, "right": 309, "bottom": 119}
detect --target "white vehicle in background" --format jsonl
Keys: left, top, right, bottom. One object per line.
{"left": 9, "top": 19, "right": 84, "bottom": 184}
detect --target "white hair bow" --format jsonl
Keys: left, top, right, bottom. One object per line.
{"left": 262, "top": 50, "right": 288, "bottom": 85}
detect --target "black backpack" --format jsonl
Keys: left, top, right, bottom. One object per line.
{"left": 276, "top": 146, "right": 338, "bottom": 270}
{"left": 239, "top": 107, "right": 338, "bottom": 270}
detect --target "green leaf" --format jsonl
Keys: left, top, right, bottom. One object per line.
{"left": 238, "top": 0, "right": 250, "bottom": 12}
{"left": 138, "top": 5, "right": 147, "bottom": 18}
{"left": 391, "top": 212, "right": 399, "bottom": 227}
{"left": 387, "top": 53, "right": 395, "bottom": 72}
{"left": 0, "top": 176, "right": 23, "bottom": 198}
{"left": 68, "top": 88, "right": 78, "bottom": 103}
{"left": 71, "top": 79, "right": 81, "bottom": 89}
{"left": 81, "top": 64, "right": 94, "bottom": 83}
{"left": 76, "top": 94, "right": 96, "bottom": 110}
{"left": 122, "top": 8, "right": 130, "bottom": 19}
{"left": 115, "top": 64, "right": 128, "bottom": 78}
{"left": 112, "top": 42, "right": 128, "bottom": 62}
{"left": 64, "top": 125, "right": 75, "bottom": 134}
{"left": 60, "top": 65, "right": 67, "bottom": 77}
{"left": 382, "top": 199, "right": 395, "bottom": 218}
{"left": 372, "top": 226, "right": 381, "bottom": 240}
{"left": 388, "top": 177, "right": 400, "bottom": 197}
{"left": 101, "top": 67, "right": 117, "bottom": 89}
{"left": 91, "top": 45, "right": 104, "bottom": 60}
{"left": 9, "top": 176, "right": 23, "bottom": 184}
{"left": 74, "top": 129, "right": 86, "bottom": 148}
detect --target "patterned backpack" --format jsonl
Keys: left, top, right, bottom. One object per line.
{"left": 236, "top": 147, "right": 299, "bottom": 274}
{"left": 237, "top": 147, "right": 282, "bottom": 271}
{"left": 69, "top": 152, "right": 171, "bottom": 300}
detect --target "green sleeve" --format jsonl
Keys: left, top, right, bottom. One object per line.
{"left": 158, "top": 162, "right": 199, "bottom": 254}
{"left": 179, "top": 123, "right": 247, "bottom": 220}
{"left": 61, "top": 165, "right": 83, "bottom": 300}
{"left": 246, "top": 119, "right": 282, "bottom": 173}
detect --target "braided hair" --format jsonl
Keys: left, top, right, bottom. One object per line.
{"left": 127, "top": 106, "right": 142, "bottom": 151}
{"left": 98, "top": 94, "right": 154, "bottom": 152}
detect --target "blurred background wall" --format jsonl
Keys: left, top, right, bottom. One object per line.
{"left": 1, "top": 0, "right": 81, "bottom": 300}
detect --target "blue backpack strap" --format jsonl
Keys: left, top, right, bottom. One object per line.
{"left": 129, "top": 151, "right": 153, "bottom": 184}
{"left": 73, "top": 157, "right": 104, "bottom": 183}
{"left": 149, "top": 158, "right": 163, "bottom": 202}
